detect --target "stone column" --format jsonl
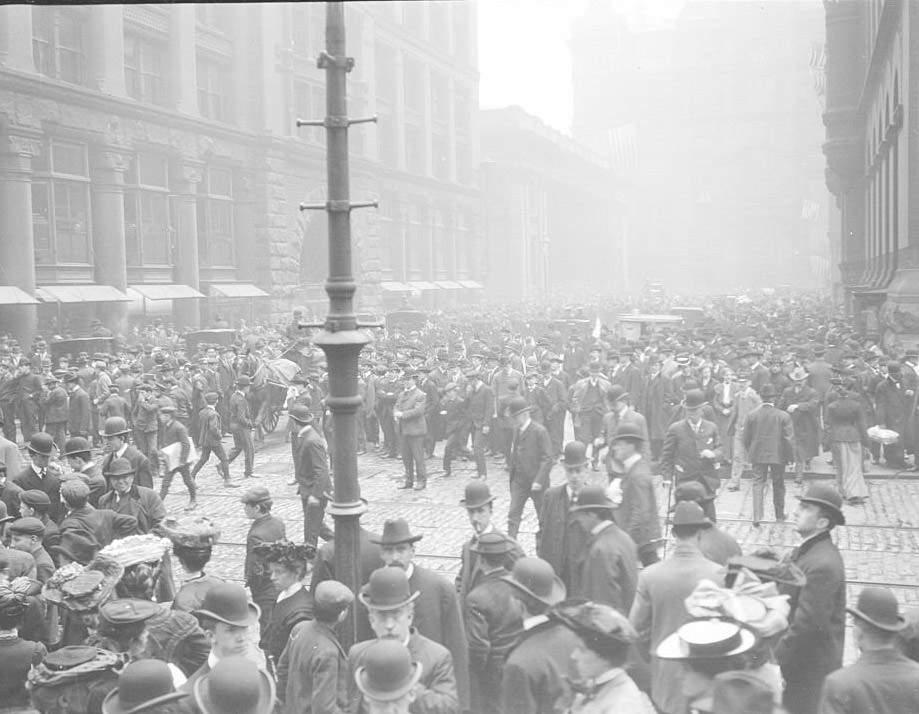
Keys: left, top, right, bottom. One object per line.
{"left": 169, "top": 4, "right": 198, "bottom": 114}
{"left": 173, "top": 164, "right": 202, "bottom": 329}
{"left": 0, "top": 5, "right": 34, "bottom": 72}
{"left": 90, "top": 150, "right": 128, "bottom": 330}
{"left": 87, "top": 5, "right": 126, "bottom": 96}
{"left": 0, "top": 134, "right": 38, "bottom": 343}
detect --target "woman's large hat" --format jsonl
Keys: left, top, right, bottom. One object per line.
{"left": 193, "top": 657, "right": 275, "bottom": 714}
{"left": 655, "top": 618, "right": 758, "bottom": 660}
{"left": 43, "top": 555, "right": 124, "bottom": 613}
{"left": 102, "top": 659, "right": 188, "bottom": 714}
{"left": 358, "top": 567, "right": 419, "bottom": 611}
{"left": 157, "top": 516, "right": 221, "bottom": 549}
{"left": 354, "top": 640, "right": 423, "bottom": 703}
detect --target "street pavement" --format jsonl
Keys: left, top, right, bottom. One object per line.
{"left": 165, "top": 417, "right": 919, "bottom": 663}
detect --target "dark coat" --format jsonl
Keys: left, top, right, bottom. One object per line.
{"left": 261, "top": 586, "right": 313, "bottom": 664}
{"left": 42, "top": 386, "right": 68, "bottom": 424}
{"left": 570, "top": 519, "right": 639, "bottom": 614}
{"left": 245, "top": 513, "right": 286, "bottom": 602}
{"left": 536, "top": 485, "right": 574, "bottom": 586}
{"left": 160, "top": 419, "right": 191, "bottom": 465}
{"left": 641, "top": 373, "right": 676, "bottom": 441}
{"left": 743, "top": 403, "right": 794, "bottom": 465}
{"left": 12, "top": 466, "right": 61, "bottom": 522}
{"left": 464, "top": 568, "right": 523, "bottom": 669}
{"left": 825, "top": 396, "right": 868, "bottom": 446}
{"left": 509, "top": 420, "right": 553, "bottom": 489}
{"left": 776, "top": 530, "right": 846, "bottom": 714}
{"left": 817, "top": 648, "right": 919, "bottom": 714}
{"left": 409, "top": 565, "right": 470, "bottom": 711}
{"left": 875, "top": 377, "right": 911, "bottom": 434}
{"left": 395, "top": 387, "right": 427, "bottom": 436}
{"left": 500, "top": 619, "right": 582, "bottom": 714}
{"left": 100, "top": 445, "right": 154, "bottom": 490}
{"left": 660, "top": 419, "right": 723, "bottom": 495}
{"left": 466, "top": 383, "right": 495, "bottom": 428}
{"left": 348, "top": 631, "right": 459, "bottom": 714}
{"left": 456, "top": 527, "right": 524, "bottom": 602}
{"left": 196, "top": 405, "right": 223, "bottom": 447}
{"left": 97, "top": 486, "right": 164, "bottom": 534}
{"left": 698, "top": 525, "right": 743, "bottom": 566}
{"left": 293, "top": 425, "right": 330, "bottom": 498}
{"left": 780, "top": 385, "right": 821, "bottom": 458}
{"left": 614, "top": 456, "right": 660, "bottom": 549}
{"left": 276, "top": 619, "right": 348, "bottom": 714}
{"left": 0, "top": 480, "right": 23, "bottom": 520}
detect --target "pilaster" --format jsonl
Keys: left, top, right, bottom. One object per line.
{"left": 173, "top": 162, "right": 203, "bottom": 329}
{"left": 90, "top": 149, "right": 128, "bottom": 329}
{"left": 0, "top": 5, "right": 35, "bottom": 73}
{"left": 87, "top": 5, "right": 126, "bottom": 96}
{"left": 169, "top": 4, "right": 199, "bottom": 115}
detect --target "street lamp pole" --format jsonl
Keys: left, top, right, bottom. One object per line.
{"left": 297, "top": 1, "right": 378, "bottom": 648}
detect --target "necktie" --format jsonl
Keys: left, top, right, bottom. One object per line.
{"left": 39, "top": 468, "right": 46, "bottom": 480}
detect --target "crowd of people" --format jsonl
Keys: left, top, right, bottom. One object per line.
{"left": 0, "top": 291, "right": 917, "bottom": 713}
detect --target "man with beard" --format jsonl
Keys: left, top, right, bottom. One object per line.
{"left": 456, "top": 481, "right": 524, "bottom": 601}
{"left": 373, "top": 519, "right": 469, "bottom": 711}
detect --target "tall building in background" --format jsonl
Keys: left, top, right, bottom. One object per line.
{"left": 570, "top": 0, "right": 829, "bottom": 295}
{"left": 0, "top": 2, "right": 483, "bottom": 341}
{"left": 823, "top": 0, "right": 917, "bottom": 347}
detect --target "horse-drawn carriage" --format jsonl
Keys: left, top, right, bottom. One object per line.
{"left": 50, "top": 337, "right": 115, "bottom": 366}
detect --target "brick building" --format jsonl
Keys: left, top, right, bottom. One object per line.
{"left": 0, "top": 2, "right": 484, "bottom": 342}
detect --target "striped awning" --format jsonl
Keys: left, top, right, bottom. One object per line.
{"left": 0, "top": 286, "right": 39, "bottom": 305}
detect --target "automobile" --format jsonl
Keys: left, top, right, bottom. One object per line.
{"left": 614, "top": 314, "right": 684, "bottom": 341}
{"left": 50, "top": 337, "right": 115, "bottom": 365}
{"left": 671, "top": 307, "right": 706, "bottom": 327}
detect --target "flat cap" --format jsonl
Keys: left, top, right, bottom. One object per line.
{"left": 99, "top": 598, "right": 160, "bottom": 626}
{"left": 239, "top": 486, "right": 272, "bottom": 505}
{"left": 20, "top": 490, "right": 50, "bottom": 508}
{"left": 8, "top": 517, "right": 45, "bottom": 537}
{"left": 314, "top": 580, "right": 355, "bottom": 611}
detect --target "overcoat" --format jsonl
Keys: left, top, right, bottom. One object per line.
{"left": 780, "top": 385, "right": 820, "bottom": 459}
{"left": 614, "top": 456, "right": 661, "bottom": 550}
{"left": 276, "top": 619, "right": 348, "bottom": 714}
{"left": 743, "top": 403, "right": 794, "bottom": 465}
{"left": 570, "top": 519, "right": 639, "bottom": 614}
{"left": 817, "top": 648, "right": 919, "bottom": 714}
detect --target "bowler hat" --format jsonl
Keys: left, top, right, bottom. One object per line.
{"left": 560, "top": 441, "right": 589, "bottom": 468}
{"left": 48, "top": 531, "right": 101, "bottom": 566}
{"left": 193, "top": 583, "right": 259, "bottom": 628}
{"left": 505, "top": 396, "right": 531, "bottom": 417}
{"left": 681, "top": 389, "right": 707, "bottom": 410}
{"left": 370, "top": 519, "right": 422, "bottom": 546}
{"left": 27, "top": 432, "right": 55, "bottom": 457}
{"left": 797, "top": 483, "right": 845, "bottom": 525}
{"left": 460, "top": 481, "right": 495, "bottom": 509}
{"left": 846, "top": 586, "right": 906, "bottom": 632}
{"left": 693, "top": 671, "right": 775, "bottom": 714}
{"left": 102, "top": 417, "right": 131, "bottom": 438}
{"left": 606, "top": 385, "right": 629, "bottom": 403}
{"left": 354, "top": 640, "right": 423, "bottom": 703}
{"left": 194, "top": 657, "right": 275, "bottom": 714}
{"left": 655, "top": 618, "right": 758, "bottom": 660}
{"left": 570, "top": 484, "right": 617, "bottom": 512}
{"left": 102, "top": 659, "right": 188, "bottom": 714}
{"left": 470, "top": 532, "right": 515, "bottom": 555}
{"left": 288, "top": 404, "right": 313, "bottom": 424}
{"left": 358, "top": 567, "right": 420, "bottom": 611}
{"left": 612, "top": 423, "right": 645, "bottom": 443}
{"left": 673, "top": 481, "right": 714, "bottom": 506}
{"left": 104, "top": 458, "right": 135, "bottom": 480}
{"left": 501, "top": 557, "right": 565, "bottom": 608}
{"left": 758, "top": 384, "right": 777, "bottom": 400}
{"left": 671, "top": 501, "right": 713, "bottom": 529}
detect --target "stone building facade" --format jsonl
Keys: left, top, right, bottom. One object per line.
{"left": 0, "top": 2, "right": 483, "bottom": 342}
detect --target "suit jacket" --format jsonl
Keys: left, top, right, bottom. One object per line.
{"left": 600, "top": 408, "right": 651, "bottom": 469}
{"left": 540, "top": 375, "right": 567, "bottom": 420}
{"left": 776, "top": 531, "right": 846, "bottom": 692}
{"left": 245, "top": 513, "right": 286, "bottom": 602}
{"left": 197, "top": 406, "right": 223, "bottom": 447}
{"left": 348, "top": 631, "right": 459, "bottom": 714}
{"left": 629, "top": 541, "right": 724, "bottom": 714}
{"left": 743, "top": 403, "right": 794, "bottom": 465}
{"left": 294, "top": 425, "right": 330, "bottom": 498}
{"left": 614, "top": 456, "right": 660, "bottom": 549}
{"left": 817, "top": 648, "right": 919, "bottom": 714}
{"left": 12, "top": 466, "right": 61, "bottom": 522}
{"left": 464, "top": 568, "right": 523, "bottom": 669}
{"left": 67, "top": 387, "right": 92, "bottom": 435}
{"left": 660, "top": 419, "right": 723, "bottom": 494}
{"left": 58, "top": 504, "right": 137, "bottom": 546}
{"left": 100, "top": 446, "right": 153, "bottom": 490}
{"left": 409, "top": 565, "right": 470, "bottom": 711}
{"left": 727, "top": 386, "right": 762, "bottom": 437}
{"left": 825, "top": 396, "right": 868, "bottom": 445}
{"left": 0, "top": 480, "right": 23, "bottom": 520}
{"left": 536, "top": 485, "right": 574, "bottom": 585}
{"left": 276, "top": 620, "right": 348, "bottom": 714}
{"left": 456, "top": 527, "right": 524, "bottom": 601}
{"left": 98, "top": 486, "right": 164, "bottom": 535}
{"left": 570, "top": 519, "right": 638, "bottom": 614}
{"left": 466, "top": 384, "right": 495, "bottom": 428}
{"left": 160, "top": 420, "right": 191, "bottom": 465}
{"left": 509, "top": 420, "right": 553, "bottom": 488}
{"left": 641, "top": 374, "right": 677, "bottom": 440}
{"left": 42, "top": 386, "right": 68, "bottom": 423}
{"left": 395, "top": 387, "right": 427, "bottom": 436}
{"left": 0, "top": 437, "right": 22, "bottom": 479}
{"left": 780, "top": 385, "right": 820, "bottom": 456}
{"left": 228, "top": 390, "right": 253, "bottom": 430}
{"left": 501, "top": 619, "right": 582, "bottom": 714}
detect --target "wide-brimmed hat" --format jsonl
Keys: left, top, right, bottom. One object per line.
{"left": 656, "top": 618, "right": 758, "bottom": 660}
{"left": 469, "top": 532, "right": 515, "bottom": 555}
{"left": 551, "top": 600, "right": 637, "bottom": 651}
{"left": 193, "top": 657, "right": 275, "bottom": 714}
{"left": 758, "top": 384, "right": 778, "bottom": 400}
{"left": 612, "top": 423, "right": 644, "bottom": 443}
{"left": 288, "top": 405, "right": 313, "bottom": 424}
{"left": 570, "top": 485, "right": 617, "bottom": 512}
{"left": 157, "top": 516, "right": 221, "bottom": 549}
{"left": 252, "top": 539, "right": 317, "bottom": 569}
{"left": 501, "top": 557, "right": 566, "bottom": 608}
{"left": 27, "top": 433, "right": 55, "bottom": 457}
{"left": 797, "top": 483, "right": 845, "bottom": 525}
{"left": 505, "top": 396, "right": 532, "bottom": 418}
{"left": 101, "top": 417, "right": 131, "bottom": 438}
{"left": 560, "top": 441, "right": 589, "bottom": 468}
{"left": 681, "top": 389, "right": 707, "bottom": 410}
{"left": 102, "top": 660, "right": 188, "bottom": 714}
{"left": 846, "top": 586, "right": 907, "bottom": 632}
{"left": 358, "top": 567, "right": 420, "bottom": 611}
{"left": 693, "top": 671, "right": 776, "bottom": 714}
{"left": 672, "top": 501, "right": 713, "bottom": 529}
{"left": 354, "top": 640, "right": 423, "bottom": 703}
{"left": 370, "top": 519, "right": 422, "bottom": 546}
{"left": 43, "top": 554, "right": 124, "bottom": 613}
{"left": 726, "top": 555, "right": 806, "bottom": 588}
{"left": 460, "top": 481, "right": 494, "bottom": 510}
{"left": 104, "top": 458, "right": 136, "bottom": 480}
{"left": 789, "top": 366, "right": 808, "bottom": 382}
{"left": 62, "top": 436, "right": 93, "bottom": 458}
{"left": 193, "top": 582, "right": 259, "bottom": 627}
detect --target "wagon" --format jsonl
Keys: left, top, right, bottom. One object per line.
{"left": 50, "top": 337, "right": 114, "bottom": 365}
{"left": 253, "top": 358, "right": 301, "bottom": 434}
{"left": 182, "top": 329, "right": 238, "bottom": 355}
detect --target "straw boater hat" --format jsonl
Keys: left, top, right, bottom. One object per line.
{"left": 43, "top": 555, "right": 124, "bottom": 613}
{"left": 655, "top": 617, "right": 758, "bottom": 661}
{"left": 157, "top": 516, "right": 221, "bottom": 550}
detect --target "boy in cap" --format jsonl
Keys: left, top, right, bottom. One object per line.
{"left": 241, "top": 486, "right": 285, "bottom": 636}
{"left": 276, "top": 580, "right": 354, "bottom": 714}
{"left": 158, "top": 405, "right": 197, "bottom": 511}
{"left": 7, "top": 517, "right": 53, "bottom": 582}
{"left": 62, "top": 436, "right": 107, "bottom": 506}
{"left": 20, "top": 488, "right": 58, "bottom": 551}
{"left": 59, "top": 479, "right": 137, "bottom": 548}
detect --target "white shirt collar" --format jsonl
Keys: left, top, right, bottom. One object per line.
{"left": 404, "top": 563, "right": 415, "bottom": 580}
{"left": 116, "top": 444, "right": 128, "bottom": 459}
{"left": 31, "top": 463, "right": 44, "bottom": 478}
{"left": 80, "top": 461, "right": 95, "bottom": 473}
{"left": 277, "top": 582, "right": 303, "bottom": 603}
{"left": 523, "top": 614, "right": 548, "bottom": 631}
{"left": 591, "top": 520, "right": 614, "bottom": 536}
{"left": 622, "top": 453, "right": 642, "bottom": 470}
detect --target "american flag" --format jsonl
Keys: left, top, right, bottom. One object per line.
{"left": 607, "top": 124, "right": 638, "bottom": 174}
